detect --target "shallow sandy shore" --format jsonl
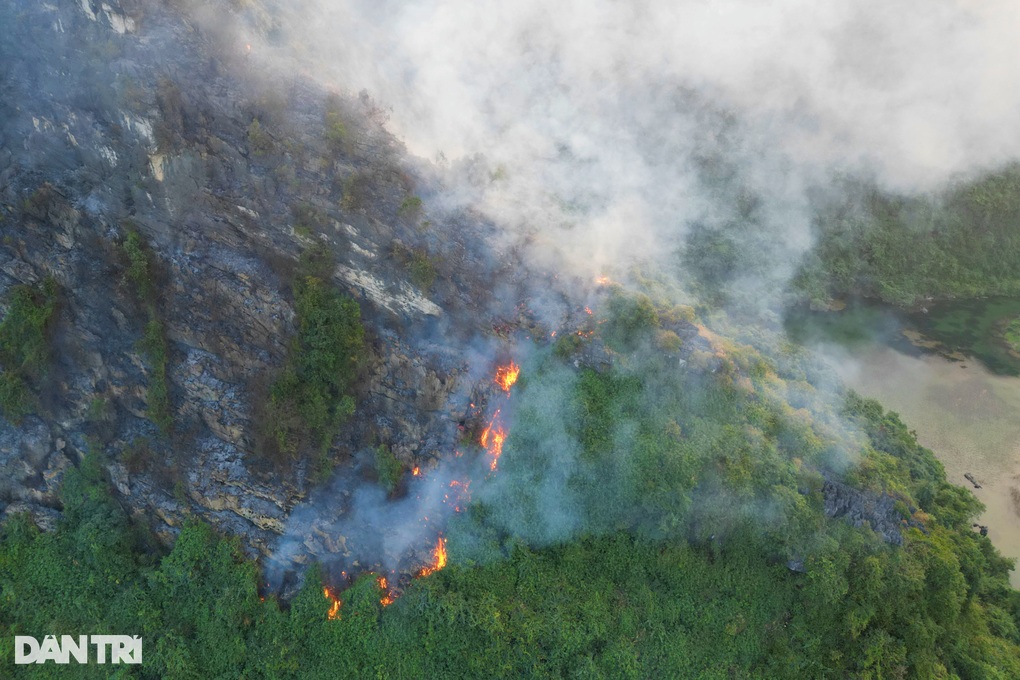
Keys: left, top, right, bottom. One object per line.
{"left": 827, "top": 345, "right": 1020, "bottom": 587}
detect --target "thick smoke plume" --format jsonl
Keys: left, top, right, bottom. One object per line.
{"left": 250, "top": 0, "right": 1020, "bottom": 586}
{"left": 251, "top": 0, "right": 1020, "bottom": 285}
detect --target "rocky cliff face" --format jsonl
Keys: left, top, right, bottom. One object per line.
{"left": 0, "top": 0, "right": 526, "bottom": 568}
{"left": 0, "top": 1, "right": 915, "bottom": 586}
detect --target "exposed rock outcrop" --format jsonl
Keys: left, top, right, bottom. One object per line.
{"left": 821, "top": 478, "right": 925, "bottom": 546}
{"left": 0, "top": 0, "right": 519, "bottom": 567}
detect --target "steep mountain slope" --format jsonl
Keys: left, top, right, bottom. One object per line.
{"left": 1, "top": 2, "right": 1019, "bottom": 678}
{"left": 0, "top": 0, "right": 525, "bottom": 567}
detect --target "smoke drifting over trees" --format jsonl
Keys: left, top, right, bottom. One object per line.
{"left": 247, "top": 0, "right": 1020, "bottom": 291}
{"left": 219, "top": 0, "right": 1020, "bottom": 588}
{"left": 2, "top": 1, "right": 1020, "bottom": 675}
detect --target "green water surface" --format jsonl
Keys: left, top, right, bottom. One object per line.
{"left": 786, "top": 297, "right": 1020, "bottom": 376}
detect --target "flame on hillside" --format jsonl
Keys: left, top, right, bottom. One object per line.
{"left": 494, "top": 362, "right": 520, "bottom": 392}
{"left": 444, "top": 479, "right": 471, "bottom": 512}
{"left": 323, "top": 587, "right": 342, "bottom": 620}
{"left": 377, "top": 575, "right": 396, "bottom": 606}
{"left": 315, "top": 362, "right": 516, "bottom": 618}
{"left": 417, "top": 536, "right": 448, "bottom": 577}
{"left": 481, "top": 410, "right": 507, "bottom": 471}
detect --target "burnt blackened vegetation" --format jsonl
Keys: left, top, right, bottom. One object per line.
{"left": 154, "top": 77, "right": 188, "bottom": 152}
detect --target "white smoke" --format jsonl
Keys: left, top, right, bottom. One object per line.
{"left": 249, "top": 0, "right": 1020, "bottom": 284}
{"left": 244, "top": 0, "right": 1020, "bottom": 582}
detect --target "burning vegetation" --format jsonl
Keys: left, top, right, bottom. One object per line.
{"left": 319, "top": 360, "right": 519, "bottom": 616}
{"left": 494, "top": 362, "right": 520, "bottom": 392}
{"left": 377, "top": 575, "right": 396, "bottom": 607}
{"left": 483, "top": 361, "right": 518, "bottom": 471}
{"left": 445, "top": 479, "right": 471, "bottom": 512}
{"left": 323, "top": 587, "right": 342, "bottom": 620}
{"left": 417, "top": 536, "right": 448, "bottom": 578}
{"left": 481, "top": 412, "right": 507, "bottom": 472}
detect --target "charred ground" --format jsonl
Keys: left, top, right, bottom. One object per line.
{"left": 0, "top": 2, "right": 1019, "bottom": 679}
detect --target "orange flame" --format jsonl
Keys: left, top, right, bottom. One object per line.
{"left": 323, "top": 587, "right": 342, "bottom": 620}
{"left": 494, "top": 362, "right": 521, "bottom": 392}
{"left": 480, "top": 411, "right": 507, "bottom": 471}
{"left": 412, "top": 466, "right": 421, "bottom": 476}
{"left": 595, "top": 276, "right": 610, "bottom": 286}
{"left": 377, "top": 575, "right": 396, "bottom": 606}
{"left": 446, "top": 479, "right": 471, "bottom": 511}
{"left": 418, "top": 536, "right": 448, "bottom": 577}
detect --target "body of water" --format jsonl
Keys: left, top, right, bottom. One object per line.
{"left": 787, "top": 299, "right": 1020, "bottom": 586}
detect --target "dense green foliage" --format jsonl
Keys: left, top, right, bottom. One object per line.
{"left": 263, "top": 248, "right": 365, "bottom": 471}
{"left": 472, "top": 291, "right": 1020, "bottom": 677}
{"left": 0, "top": 457, "right": 804, "bottom": 679}
{"left": 374, "top": 445, "right": 404, "bottom": 494}
{"left": 3, "top": 283, "right": 1018, "bottom": 677}
{"left": 123, "top": 230, "right": 155, "bottom": 304}
{"left": 1004, "top": 317, "right": 1020, "bottom": 353}
{"left": 138, "top": 317, "right": 172, "bottom": 434}
{"left": 602, "top": 290, "right": 659, "bottom": 350}
{"left": 795, "top": 165, "right": 1020, "bottom": 306}
{"left": 0, "top": 278, "right": 58, "bottom": 423}
{"left": 2, "top": 372, "right": 1017, "bottom": 678}
{"left": 121, "top": 230, "right": 172, "bottom": 434}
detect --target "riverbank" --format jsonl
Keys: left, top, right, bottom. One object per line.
{"left": 832, "top": 346, "right": 1020, "bottom": 587}
{"left": 787, "top": 297, "right": 1020, "bottom": 586}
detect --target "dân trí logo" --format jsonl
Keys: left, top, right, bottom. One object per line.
{"left": 15, "top": 635, "right": 142, "bottom": 665}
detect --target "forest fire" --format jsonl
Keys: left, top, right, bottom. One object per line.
{"left": 319, "top": 361, "right": 514, "bottom": 619}
{"left": 480, "top": 411, "right": 507, "bottom": 471}
{"left": 494, "top": 362, "right": 520, "bottom": 392}
{"left": 323, "top": 587, "right": 342, "bottom": 620}
{"left": 377, "top": 576, "right": 396, "bottom": 607}
{"left": 444, "top": 479, "right": 471, "bottom": 511}
{"left": 417, "top": 536, "right": 448, "bottom": 577}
